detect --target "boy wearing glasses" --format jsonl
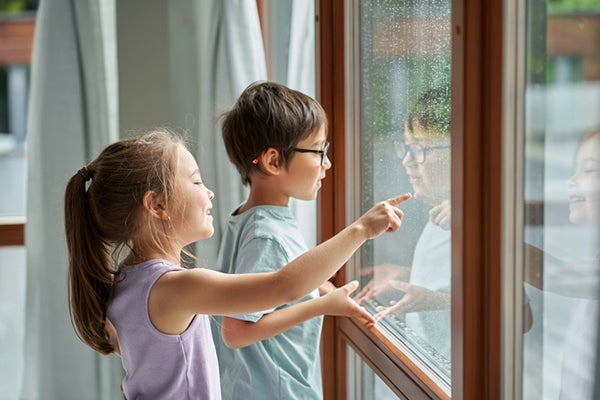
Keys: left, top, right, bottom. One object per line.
{"left": 212, "top": 81, "right": 363, "bottom": 399}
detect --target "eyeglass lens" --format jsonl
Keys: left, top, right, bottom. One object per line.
{"left": 321, "top": 142, "right": 330, "bottom": 165}
{"left": 395, "top": 142, "right": 424, "bottom": 163}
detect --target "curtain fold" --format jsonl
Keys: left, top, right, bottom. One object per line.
{"left": 286, "top": 0, "right": 317, "bottom": 248}
{"left": 170, "top": 0, "right": 267, "bottom": 266}
{"left": 198, "top": 0, "right": 267, "bottom": 266}
{"left": 21, "top": 0, "right": 121, "bottom": 398}
{"left": 21, "top": 0, "right": 267, "bottom": 398}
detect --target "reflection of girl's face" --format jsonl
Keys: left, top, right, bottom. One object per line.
{"left": 568, "top": 134, "right": 600, "bottom": 226}
{"left": 402, "top": 124, "right": 451, "bottom": 206}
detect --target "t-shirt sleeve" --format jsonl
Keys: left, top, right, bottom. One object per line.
{"left": 230, "top": 236, "right": 291, "bottom": 322}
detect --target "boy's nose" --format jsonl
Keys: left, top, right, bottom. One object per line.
{"left": 402, "top": 152, "right": 415, "bottom": 167}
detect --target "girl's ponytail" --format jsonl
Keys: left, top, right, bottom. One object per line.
{"left": 64, "top": 166, "right": 115, "bottom": 354}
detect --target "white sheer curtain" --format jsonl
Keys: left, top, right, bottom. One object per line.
{"left": 262, "top": 0, "right": 317, "bottom": 247}
{"left": 19, "top": 0, "right": 276, "bottom": 398}
{"left": 170, "top": 0, "right": 316, "bottom": 261}
{"left": 169, "top": 0, "right": 267, "bottom": 266}
{"left": 286, "top": 0, "right": 317, "bottom": 248}
{"left": 21, "top": 0, "right": 121, "bottom": 398}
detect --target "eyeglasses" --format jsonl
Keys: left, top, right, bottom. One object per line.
{"left": 293, "top": 141, "right": 330, "bottom": 166}
{"left": 395, "top": 142, "right": 450, "bottom": 164}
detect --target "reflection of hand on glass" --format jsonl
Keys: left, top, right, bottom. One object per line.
{"left": 354, "top": 264, "right": 410, "bottom": 304}
{"left": 374, "top": 280, "right": 450, "bottom": 321}
{"left": 429, "top": 199, "right": 451, "bottom": 230}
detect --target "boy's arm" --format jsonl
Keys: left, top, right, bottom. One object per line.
{"left": 220, "top": 281, "right": 375, "bottom": 348}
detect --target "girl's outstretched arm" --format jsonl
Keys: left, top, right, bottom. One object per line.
{"left": 149, "top": 194, "right": 411, "bottom": 333}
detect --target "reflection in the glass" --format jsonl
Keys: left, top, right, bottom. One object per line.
{"left": 356, "top": 91, "right": 451, "bottom": 382}
{"left": 352, "top": 0, "right": 452, "bottom": 386}
{"left": 558, "top": 131, "right": 600, "bottom": 400}
{"left": 523, "top": 130, "right": 600, "bottom": 400}
{"left": 519, "top": 3, "right": 600, "bottom": 400}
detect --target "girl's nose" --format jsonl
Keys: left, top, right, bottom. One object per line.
{"left": 207, "top": 188, "right": 215, "bottom": 200}
{"left": 323, "top": 155, "right": 332, "bottom": 170}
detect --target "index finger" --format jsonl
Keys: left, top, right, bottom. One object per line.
{"left": 386, "top": 193, "right": 412, "bottom": 207}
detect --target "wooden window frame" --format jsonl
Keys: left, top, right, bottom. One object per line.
{"left": 0, "top": 16, "right": 33, "bottom": 248}
{"left": 0, "top": 16, "right": 35, "bottom": 65}
{"left": 316, "top": 0, "right": 504, "bottom": 399}
{"left": 0, "top": 217, "right": 25, "bottom": 246}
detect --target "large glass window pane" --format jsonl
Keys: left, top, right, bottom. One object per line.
{"left": 349, "top": 0, "right": 452, "bottom": 391}
{"left": 521, "top": 2, "right": 600, "bottom": 400}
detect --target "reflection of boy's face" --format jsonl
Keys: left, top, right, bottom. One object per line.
{"left": 568, "top": 135, "right": 600, "bottom": 226}
{"left": 402, "top": 122, "right": 450, "bottom": 206}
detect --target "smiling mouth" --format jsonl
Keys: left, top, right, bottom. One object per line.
{"left": 569, "top": 195, "right": 585, "bottom": 203}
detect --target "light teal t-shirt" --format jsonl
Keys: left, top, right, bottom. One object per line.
{"left": 211, "top": 205, "right": 324, "bottom": 400}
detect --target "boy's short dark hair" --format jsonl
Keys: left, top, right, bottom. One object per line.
{"left": 221, "top": 81, "right": 328, "bottom": 185}
{"left": 406, "top": 86, "right": 451, "bottom": 138}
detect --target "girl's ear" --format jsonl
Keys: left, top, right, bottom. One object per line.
{"left": 142, "top": 191, "right": 167, "bottom": 220}
{"left": 259, "top": 148, "right": 281, "bottom": 175}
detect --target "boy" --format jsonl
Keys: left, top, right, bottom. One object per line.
{"left": 212, "top": 81, "right": 382, "bottom": 399}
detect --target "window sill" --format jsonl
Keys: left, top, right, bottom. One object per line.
{"left": 0, "top": 217, "right": 25, "bottom": 246}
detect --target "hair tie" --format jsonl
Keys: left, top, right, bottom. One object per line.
{"left": 77, "top": 166, "right": 91, "bottom": 181}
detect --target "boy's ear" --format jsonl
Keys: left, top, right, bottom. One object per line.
{"left": 259, "top": 148, "right": 281, "bottom": 175}
{"left": 142, "top": 190, "right": 167, "bottom": 220}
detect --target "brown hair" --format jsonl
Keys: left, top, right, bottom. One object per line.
{"left": 221, "top": 81, "right": 328, "bottom": 185}
{"left": 64, "top": 128, "right": 185, "bottom": 354}
{"left": 406, "top": 86, "right": 451, "bottom": 138}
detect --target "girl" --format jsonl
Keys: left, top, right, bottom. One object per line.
{"left": 558, "top": 129, "right": 600, "bottom": 400}
{"left": 64, "top": 128, "right": 410, "bottom": 399}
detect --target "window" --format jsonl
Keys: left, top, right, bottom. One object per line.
{"left": 519, "top": 2, "right": 600, "bottom": 400}
{"left": 347, "top": 0, "right": 452, "bottom": 393}
{"left": 318, "top": 0, "right": 506, "bottom": 399}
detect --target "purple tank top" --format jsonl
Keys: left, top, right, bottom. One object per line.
{"left": 107, "top": 259, "right": 220, "bottom": 399}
